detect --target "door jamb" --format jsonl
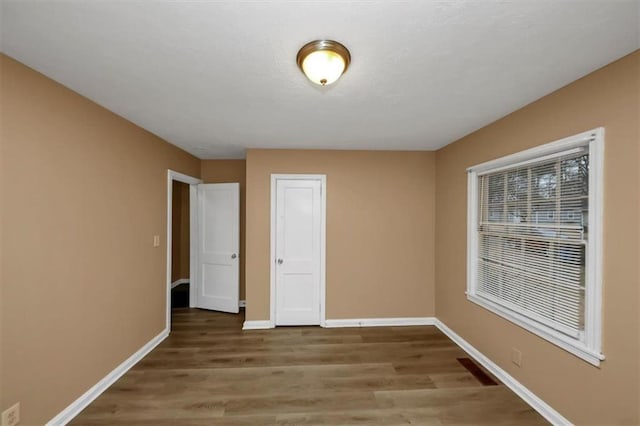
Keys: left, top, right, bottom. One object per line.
{"left": 270, "top": 174, "right": 327, "bottom": 327}
{"left": 166, "top": 170, "right": 202, "bottom": 331}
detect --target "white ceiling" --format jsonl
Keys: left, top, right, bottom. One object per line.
{"left": 2, "top": 1, "right": 638, "bottom": 159}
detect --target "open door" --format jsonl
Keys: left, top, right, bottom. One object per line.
{"left": 195, "top": 183, "right": 239, "bottom": 313}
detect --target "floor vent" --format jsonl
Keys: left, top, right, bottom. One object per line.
{"left": 457, "top": 357, "right": 499, "bottom": 386}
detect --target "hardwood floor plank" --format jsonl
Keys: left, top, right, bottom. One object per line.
{"left": 222, "top": 390, "right": 380, "bottom": 416}
{"left": 276, "top": 407, "right": 444, "bottom": 425}
{"left": 102, "top": 370, "right": 436, "bottom": 397}
{"left": 70, "top": 309, "right": 548, "bottom": 425}
{"left": 391, "top": 357, "right": 472, "bottom": 375}
{"left": 136, "top": 350, "right": 365, "bottom": 369}
{"left": 375, "top": 387, "right": 547, "bottom": 425}
{"left": 71, "top": 415, "right": 278, "bottom": 425}
{"left": 427, "top": 372, "right": 486, "bottom": 389}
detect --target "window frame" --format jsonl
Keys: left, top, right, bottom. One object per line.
{"left": 466, "top": 128, "right": 605, "bottom": 366}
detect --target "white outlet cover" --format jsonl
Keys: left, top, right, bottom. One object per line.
{"left": 510, "top": 348, "right": 523, "bottom": 367}
{"left": 1, "top": 402, "right": 20, "bottom": 426}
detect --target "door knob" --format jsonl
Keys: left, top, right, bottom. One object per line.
{"left": 231, "top": 253, "right": 237, "bottom": 259}
{"left": 277, "top": 258, "right": 283, "bottom": 265}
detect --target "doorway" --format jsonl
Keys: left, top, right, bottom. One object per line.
{"left": 166, "top": 170, "right": 242, "bottom": 331}
{"left": 166, "top": 170, "right": 201, "bottom": 330}
{"left": 170, "top": 180, "right": 191, "bottom": 308}
{"left": 270, "top": 174, "right": 327, "bottom": 326}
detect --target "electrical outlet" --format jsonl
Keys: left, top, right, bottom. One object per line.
{"left": 2, "top": 402, "right": 20, "bottom": 426}
{"left": 153, "top": 235, "right": 160, "bottom": 247}
{"left": 511, "top": 348, "right": 523, "bottom": 367}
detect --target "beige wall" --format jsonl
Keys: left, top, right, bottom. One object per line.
{"left": 0, "top": 55, "right": 201, "bottom": 424}
{"left": 245, "top": 150, "right": 436, "bottom": 321}
{"left": 201, "top": 160, "right": 246, "bottom": 300}
{"left": 171, "top": 181, "right": 190, "bottom": 282}
{"left": 435, "top": 51, "right": 639, "bottom": 424}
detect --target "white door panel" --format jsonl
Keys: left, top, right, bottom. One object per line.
{"left": 196, "top": 183, "right": 239, "bottom": 313}
{"left": 275, "top": 179, "right": 323, "bottom": 325}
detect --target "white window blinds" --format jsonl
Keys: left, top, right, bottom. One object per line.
{"left": 476, "top": 147, "right": 589, "bottom": 339}
{"left": 466, "top": 128, "right": 604, "bottom": 366}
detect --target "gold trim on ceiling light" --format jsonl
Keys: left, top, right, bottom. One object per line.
{"left": 296, "top": 40, "right": 351, "bottom": 86}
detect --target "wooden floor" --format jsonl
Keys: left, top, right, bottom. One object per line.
{"left": 71, "top": 309, "right": 548, "bottom": 425}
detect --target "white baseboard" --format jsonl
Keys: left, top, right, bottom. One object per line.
{"left": 46, "top": 328, "right": 169, "bottom": 426}
{"left": 242, "top": 317, "right": 436, "bottom": 330}
{"left": 242, "top": 320, "right": 274, "bottom": 330}
{"left": 434, "top": 319, "right": 571, "bottom": 426}
{"left": 324, "top": 317, "right": 436, "bottom": 328}
{"left": 171, "top": 278, "right": 189, "bottom": 289}
{"left": 239, "top": 300, "right": 246, "bottom": 308}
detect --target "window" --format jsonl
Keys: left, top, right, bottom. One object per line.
{"left": 467, "top": 128, "right": 604, "bottom": 366}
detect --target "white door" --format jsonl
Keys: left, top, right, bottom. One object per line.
{"left": 196, "top": 183, "right": 239, "bottom": 313}
{"left": 274, "top": 178, "right": 324, "bottom": 325}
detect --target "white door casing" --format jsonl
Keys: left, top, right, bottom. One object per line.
{"left": 196, "top": 183, "right": 240, "bottom": 313}
{"left": 271, "top": 175, "right": 326, "bottom": 326}
{"left": 166, "top": 170, "right": 201, "bottom": 330}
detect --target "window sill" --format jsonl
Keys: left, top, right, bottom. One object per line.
{"left": 466, "top": 293, "right": 604, "bottom": 367}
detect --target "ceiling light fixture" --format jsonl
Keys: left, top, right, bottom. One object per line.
{"left": 296, "top": 40, "right": 351, "bottom": 86}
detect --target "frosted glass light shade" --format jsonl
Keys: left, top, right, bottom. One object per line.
{"left": 297, "top": 40, "right": 351, "bottom": 86}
